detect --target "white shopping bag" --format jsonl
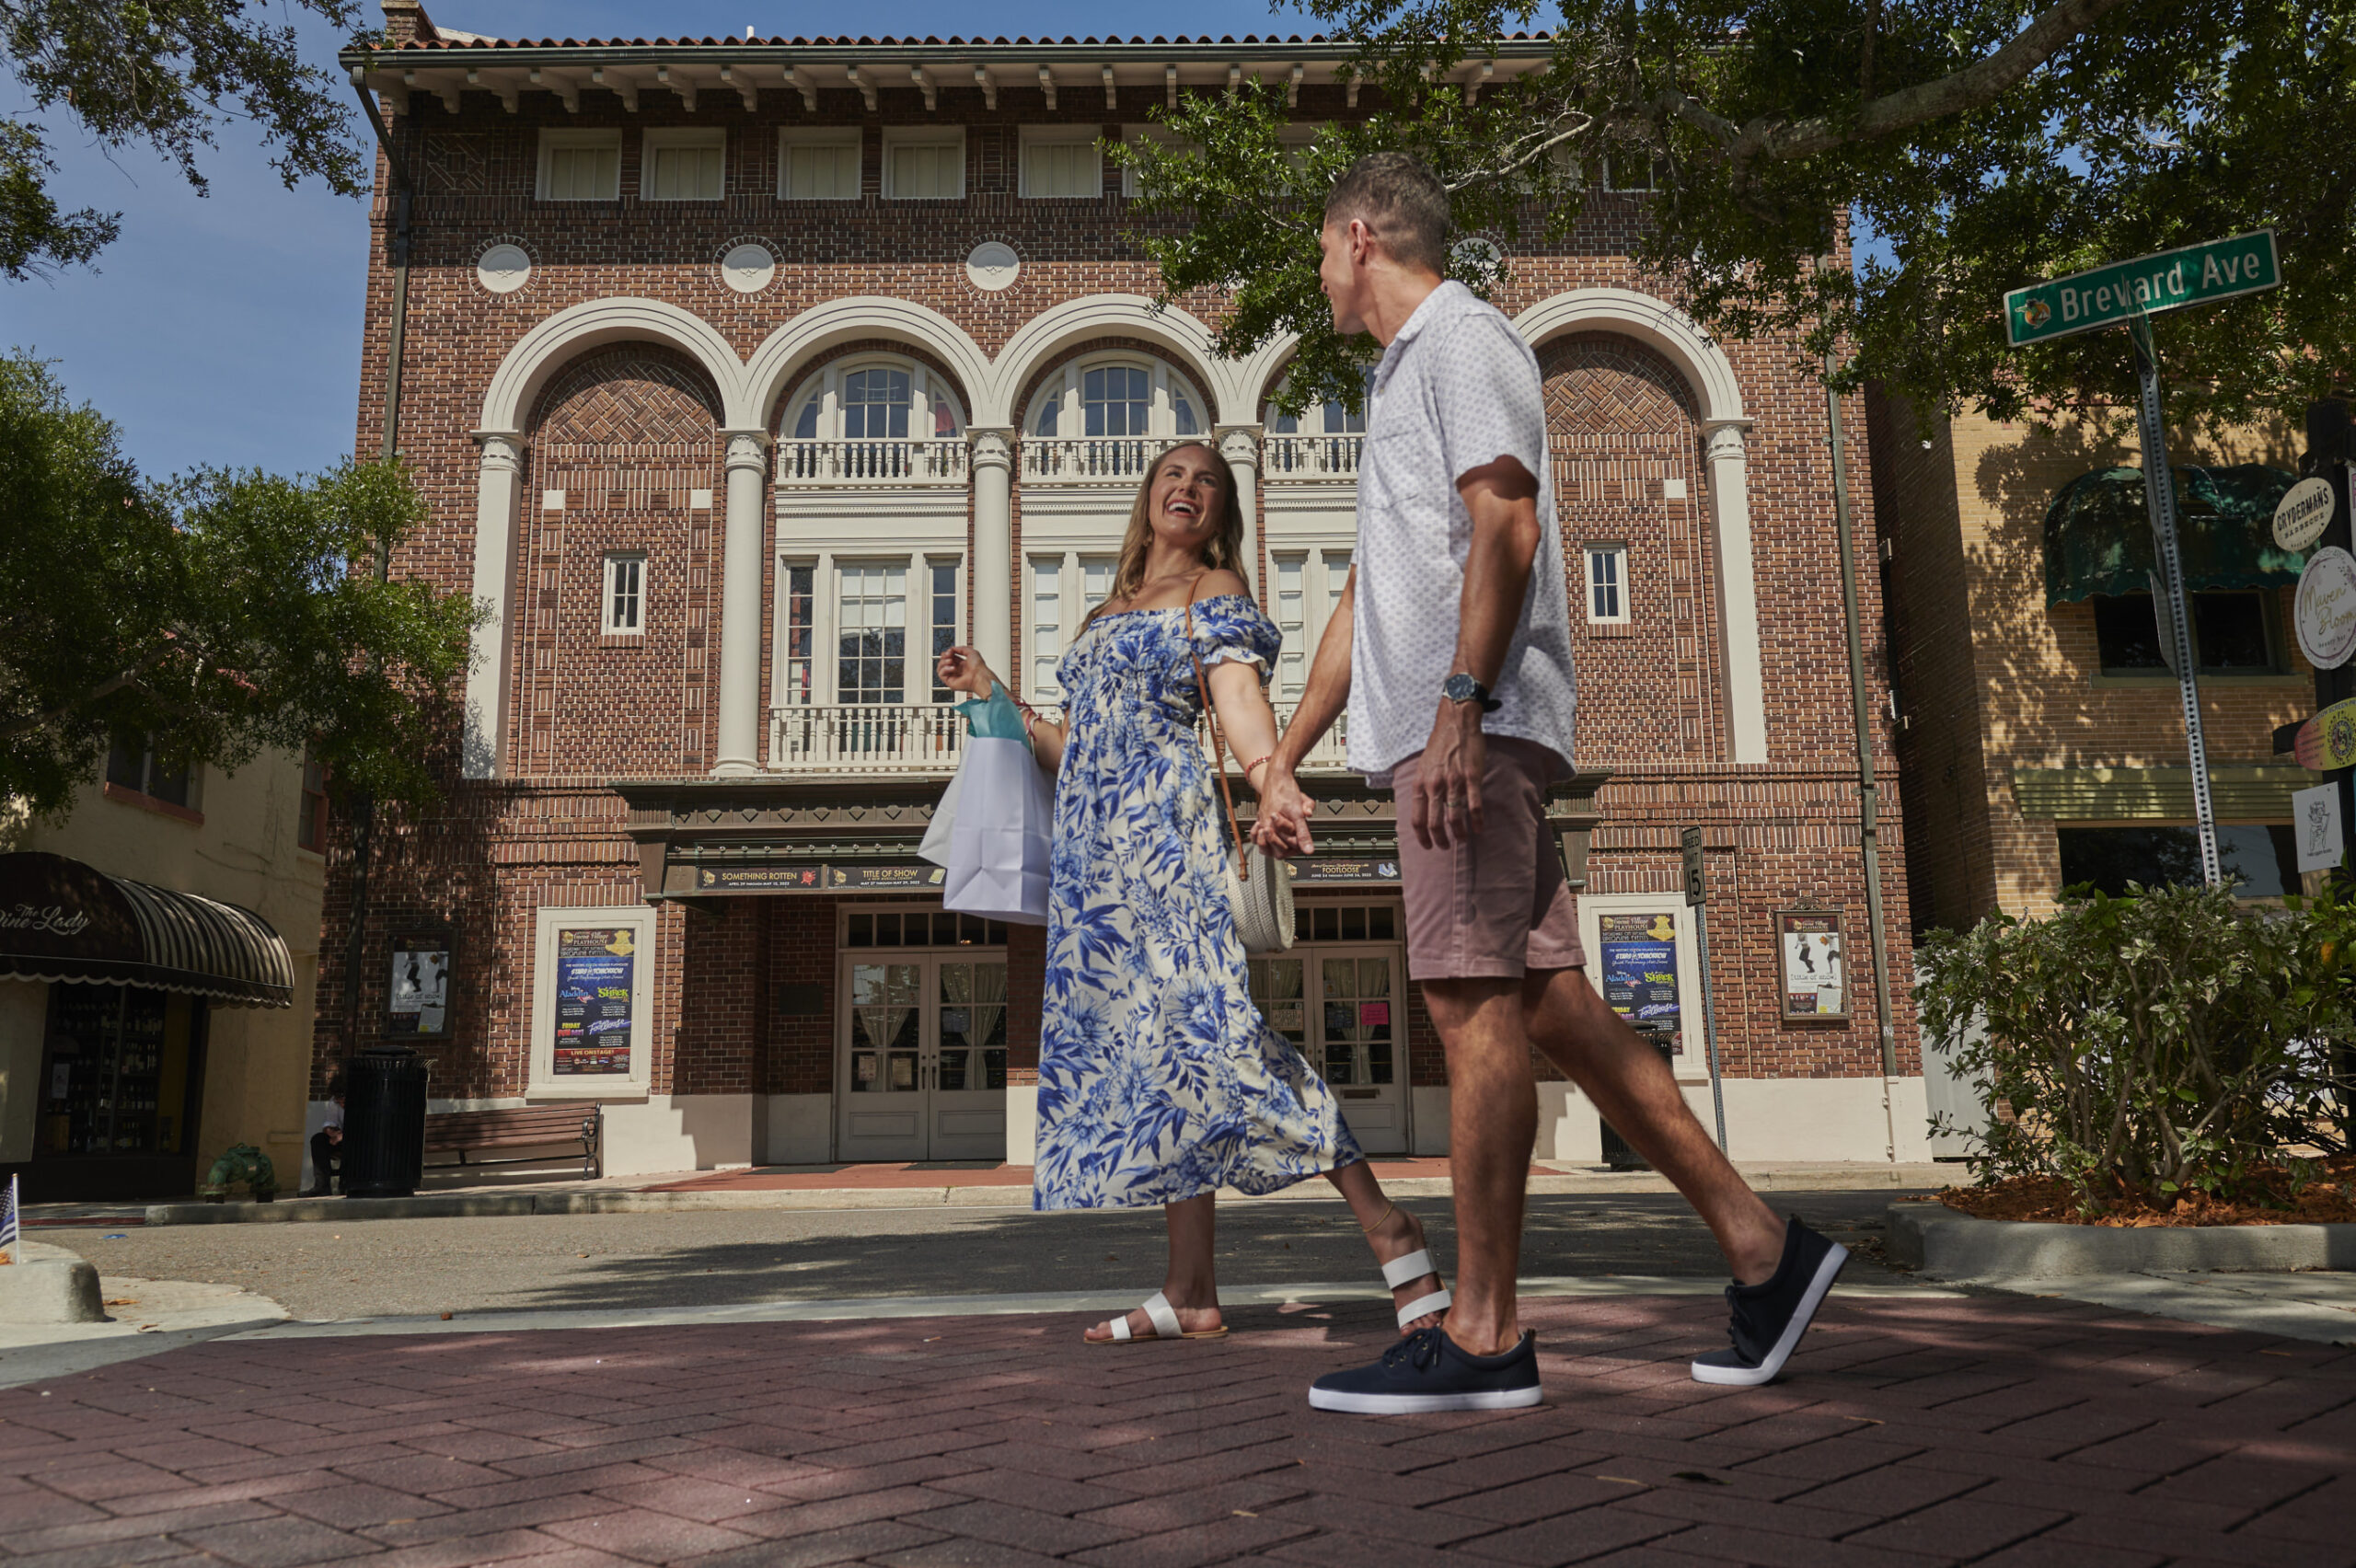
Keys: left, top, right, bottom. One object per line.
{"left": 938, "top": 735, "right": 1053, "bottom": 925}
{"left": 917, "top": 766, "right": 963, "bottom": 868}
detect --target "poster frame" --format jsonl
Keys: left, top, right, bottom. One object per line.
{"left": 1574, "top": 892, "right": 1707, "bottom": 1079}
{"left": 526, "top": 904, "right": 656, "bottom": 1100}
{"left": 382, "top": 928, "right": 454, "bottom": 1041}
{"left": 1774, "top": 906, "right": 1853, "bottom": 1022}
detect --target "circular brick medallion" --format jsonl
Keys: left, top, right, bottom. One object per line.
{"left": 476, "top": 243, "right": 532, "bottom": 294}
{"left": 722, "top": 243, "right": 778, "bottom": 294}
{"left": 966, "top": 241, "right": 1021, "bottom": 293}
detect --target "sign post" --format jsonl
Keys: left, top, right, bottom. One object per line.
{"left": 2005, "top": 231, "right": 2283, "bottom": 889}
{"left": 1681, "top": 827, "right": 1728, "bottom": 1154}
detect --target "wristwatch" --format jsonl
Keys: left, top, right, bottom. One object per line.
{"left": 1441, "top": 673, "right": 1502, "bottom": 713}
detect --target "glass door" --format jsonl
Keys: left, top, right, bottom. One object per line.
{"left": 1249, "top": 941, "right": 1408, "bottom": 1155}
{"left": 837, "top": 955, "right": 1009, "bottom": 1161}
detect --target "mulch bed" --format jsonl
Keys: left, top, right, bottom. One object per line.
{"left": 1935, "top": 1153, "right": 2356, "bottom": 1226}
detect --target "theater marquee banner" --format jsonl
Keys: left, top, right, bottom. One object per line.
{"left": 527, "top": 905, "right": 656, "bottom": 1098}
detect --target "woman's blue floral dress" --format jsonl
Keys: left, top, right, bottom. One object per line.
{"left": 1033, "top": 593, "right": 1364, "bottom": 1210}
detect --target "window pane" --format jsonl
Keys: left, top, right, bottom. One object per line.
{"left": 793, "top": 397, "right": 819, "bottom": 440}
{"left": 1173, "top": 389, "right": 1198, "bottom": 436}
{"left": 784, "top": 566, "right": 814, "bottom": 705}
{"left": 891, "top": 142, "right": 959, "bottom": 198}
{"left": 837, "top": 565, "right": 907, "bottom": 705}
{"left": 2192, "top": 593, "right": 2271, "bottom": 670}
{"left": 1082, "top": 365, "right": 1149, "bottom": 437}
{"left": 1032, "top": 558, "right": 1062, "bottom": 698}
{"left": 548, "top": 144, "right": 617, "bottom": 200}
{"left": 107, "top": 734, "right": 144, "bottom": 791}
{"left": 2091, "top": 594, "right": 2167, "bottom": 670}
{"left": 650, "top": 142, "right": 722, "bottom": 199}
{"left": 1025, "top": 140, "right": 1098, "bottom": 197}
{"left": 1033, "top": 393, "right": 1061, "bottom": 437}
{"left": 931, "top": 561, "right": 958, "bottom": 702}
{"left": 844, "top": 368, "right": 911, "bottom": 440}
{"left": 788, "top": 142, "right": 859, "bottom": 200}
{"left": 1588, "top": 547, "right": 1623, "bottom": 621}
{"left": 145, "top": 752, "right": 189, "bottom": 808}
{"left": 2058, "top": 824, "right": 2297, "bottom": 900}
{"left": 1274, "top": 555, "right": 1306, "bottom": 702}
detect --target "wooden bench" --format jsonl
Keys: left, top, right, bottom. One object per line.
{"left": 423, "top": 1105, "right": 603, "bottom": 1180}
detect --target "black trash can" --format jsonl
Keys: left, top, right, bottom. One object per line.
{"left": 1598, "top": 1020, "right": 1679, "bottom": 1171}
{"left": 341, "top": 1045, "right": 430, "bottom": 1199}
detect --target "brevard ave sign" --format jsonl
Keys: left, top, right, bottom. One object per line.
{"left": 2004, "top": 230, "right": 2280, "bottom": 347}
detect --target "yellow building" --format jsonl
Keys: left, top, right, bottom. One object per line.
{"left": 0, "top": 742, "right": 324, "bottom": 1202}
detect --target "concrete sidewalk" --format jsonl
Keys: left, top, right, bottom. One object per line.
{"left": 3, "top": 1286, "right": 2347, "bottom": 1568}
{"left": 94, "top": 1159, "right": 1954, "bottom": 1228}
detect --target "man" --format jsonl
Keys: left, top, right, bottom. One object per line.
{"left": 1255, "top": 152, "right": 1847, "bottom": 1412}
{"left": 306, "top": 1076, "right": 345, "bottom": 1198}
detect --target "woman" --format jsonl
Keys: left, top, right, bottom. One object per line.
{"left": 938, "top": 439, "right": 1449, "bottom": 1343}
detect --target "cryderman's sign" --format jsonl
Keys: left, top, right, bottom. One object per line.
{"left": 2005, "top": 231, "right": 2280, "bottom": 347}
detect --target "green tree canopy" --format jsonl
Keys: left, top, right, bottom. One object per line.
{"left": 0, "top": 354, "right": 479, "bottom": 818}
{"left": 1120, "top": 0, "right": 2353, "bottom": 431}
{"left": 0, "top": 0, "right": 369, "bottom": 278}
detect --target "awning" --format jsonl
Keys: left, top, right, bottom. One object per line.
{"left": 2043, "top": 465, "right": 2303, "bottom": 606}
{"left": 0, "top": 852, "right": 294, "bottom": 1008}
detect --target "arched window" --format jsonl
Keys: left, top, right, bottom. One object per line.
{"left": 1264, "top": 367, "right": 1375, "bottom": 435}
{"left": 1022, "top": 355, "right": 1209, "bottom": 447}
{"left": 784, "top": 357, "right": 966, "bottom": 445}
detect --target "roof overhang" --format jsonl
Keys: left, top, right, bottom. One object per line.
{"left": 0, "top": 852, "right": 295, "bottom": 1009}
{"left": 341, "top": 34, "right": 1558, "bottom": 119}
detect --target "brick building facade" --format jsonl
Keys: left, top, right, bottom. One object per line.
{"left": 317, "top": 1, "right": 1927, "bottom": 1179}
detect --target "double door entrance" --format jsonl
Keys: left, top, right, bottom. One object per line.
{"left": 1249, "top": 940, "right": 1410, "bottom": 1155}
{"left": 837, "top": 954, "right": 1009, "bottom": 1161}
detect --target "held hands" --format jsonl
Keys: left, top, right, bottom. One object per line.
{"left": 1411, "top": 701, "right": 1486, "bottom": 850}
{"left": 936, "top": 646, "right": 997, "bottom": 700}
{"left": 1252, "top": 762, "right": 1317, "bottom": 859}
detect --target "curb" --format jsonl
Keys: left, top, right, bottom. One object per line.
{"left": 1888, "top": 1201, "right": 2356, "bottom": 1277}
{"left": 0, "top": 1240, "right": 105, "bottom": 1323}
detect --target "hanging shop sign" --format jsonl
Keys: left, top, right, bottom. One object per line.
{"left": 2295, "top": 546, "right": 2356, "bottom": 671}
{"left": 2274, "top": 476, "right": 2337, "bottom": 553}
{"left": 1290, "top": 857, "right": 1403, "bottom": 884}
{"left": 2292, "top": 781, "right": 2346, "bottom": 875}
{"left": 551, "top": 926, "right": 637, "bottom": 1077}
{"left": 1596, "top": 911, "right": 1682, "bottom": 1048}
{"left": 2292, "top": 696, "right": 2356, "bottom": 772}
{"left": 1776, "top": 909, "right": 1850, "bottom": 1020}
{"left": 383, "top": 931, "right": 452, "bottom": 1040}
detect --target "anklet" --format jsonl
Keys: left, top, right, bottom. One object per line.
{"left": 1360, "top": 1200, "right": 1397, "bottom": 1236}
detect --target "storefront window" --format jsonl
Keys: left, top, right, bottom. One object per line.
{"left": 37, "top": 987, "right": 201, "bottom": 1158}
{"left": 2092, "top": 591, "right": 2279, "bottom": 674}
{"left": 2057, "top": 824, "right": 2298, "bottom": 899}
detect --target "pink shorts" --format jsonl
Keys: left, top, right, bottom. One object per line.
{"left": 1391, "top": 736, "right": 1586, "bottom": 982}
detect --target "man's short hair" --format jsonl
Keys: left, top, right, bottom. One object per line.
{"left": 1323, "top": 152, "right": 1449, "bottom": 276}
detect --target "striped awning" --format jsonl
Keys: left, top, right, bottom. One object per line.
{"left": 0, "top": 852, "right": 294, "bottom": 1008}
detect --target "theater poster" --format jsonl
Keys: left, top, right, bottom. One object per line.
{"left": 1777, "top": 909, "right": 1849, "bottom": 1020}
{"left": 1596, "top": 911, "right": 1682, "bottom": 1052}
{"left": 553, "top": 926, "right": 636, "bottom": 1075}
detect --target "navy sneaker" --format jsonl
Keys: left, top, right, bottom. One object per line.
{"left": 1691, "top": 1216, "right": 1847, "bottom": 1386}
{"left": 1308, "top": 1325, "right": 1542, "bottom": 1413}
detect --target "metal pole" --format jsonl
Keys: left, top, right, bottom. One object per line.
{"left": 2127, "top": 312, "right": 2222, "bottom": 887}
{"left": 1692, "top": 903, "right": 1729, "bottom": 1154}
{"left": 1821, "top": 356, "right": 1900, "bottom": 1081}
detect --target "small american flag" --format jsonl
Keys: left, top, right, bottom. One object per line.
{"left": 0, "top": 1174, "right": 17, "bottom": 1264}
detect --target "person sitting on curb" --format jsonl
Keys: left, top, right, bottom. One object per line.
{"left": 305, "top": 1077, "right": 346, "bottom": 1198}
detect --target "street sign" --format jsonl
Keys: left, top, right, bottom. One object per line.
{"left": 2004, "top": 231, "right": 2280, "bottom": 347}
{"left": 2296, "top": 545, "right": 2356, "bottom": 671}
{"left": 2276, "top": 476, "right": 2336, "bottom": 552}
{"left": 2293, "top": 696, "right": 2356, "bottom": 773}
{"left": 2292, "top": 781, "right": 2346, "bottom": 874}
{"left": 1680, "top": 826, "right": 1706, "bottom": 906}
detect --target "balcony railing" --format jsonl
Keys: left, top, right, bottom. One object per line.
{"left": 1262, "top": 433, "right": 1364, "bottom": 481}
{"left": 767, "top": 700, "right": 1350, "bottom": 775}
{"left": 775, "top": 438, "right": 970, "bottom": 487}
{"left": 1020, "top": 436, "right": 1157, "bottom": 484}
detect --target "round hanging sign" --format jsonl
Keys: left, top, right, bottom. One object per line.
{"left": 2275, "top": 476, "right": 2336, "bottom": 552}
{"left": 2295, "top": 545, "right": 2356, "bottom": 670}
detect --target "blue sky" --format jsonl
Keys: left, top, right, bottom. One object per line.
{"left": 2, "top": 3, "right": 1320, "bottom": 481}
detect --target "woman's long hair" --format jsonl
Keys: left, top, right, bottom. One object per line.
{"left": 1076, "top": 440, "right": 1252, "bottom": 634}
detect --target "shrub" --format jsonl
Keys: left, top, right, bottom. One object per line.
{"left": 1917, "top": 882, "right": 2353, "bottom": 1213}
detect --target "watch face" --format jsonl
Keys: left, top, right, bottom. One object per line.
{"left": 1443, "top": 674, "right": 1480, "bottom": 702}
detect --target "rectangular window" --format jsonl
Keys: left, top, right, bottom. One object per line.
{"left": 602, "top": 553, "right": 645, "bottom": 636}
{"left": 837, "top": 564, "right": 907, "bottom": 705}
{"left": 883, "top": 130, "right": 964, "bottom": 200}
{"left": 1603, "top": 153, "right": 1667, "bottom": 192}
{"left": 2092, "top": 591, "right": 2279, "bottom": 674}
{"left": 642, "top": 130, "right": 723, "bottom": 200}
{"left": 1118, "top": 124, "right": 1189, "bottom": 199}
{"left": 1274, "top": 554, "right": 1308, "bottom": 702}
{"left": 297, "top": 753, "right": 329, "bottom": 852}
{"left": 1031, "top": 558, "right": 1063, "bottom": 699}
{"left": 106, "top": 733, "right": 191, "bottom": 808}
{"left": 1080, "top": 557, "right": 1116, "bottom": 620}
{"left": 537, "top": 130, "right": 621, "bottom": 201}
{"left": 930, "top": 559, "right": 959, "bottom": 702}
{"left": 1586, "top": 545, "right": 1629, "bottom": 624}
{"left": 2058, "top": 824, "right": 2298, "bottom": 901}
{"left": 1021, "top": 130, "right": 1101, "bottom": 198}
{"left": 780, "top": 129, "right": 860, "bottom": 199}
{"left": 1083, "top": 365, "right": 1151, "bottom": 437}
{"left": 783, "top": 564, "right": 815, "bottom": 705}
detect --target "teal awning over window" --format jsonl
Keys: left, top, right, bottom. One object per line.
{"left": 2043, "top": 465, "right": 2303, "bottom": 607}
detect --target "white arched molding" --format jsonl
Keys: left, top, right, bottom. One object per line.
{"left": 476, "top": 295, "right": 754, "bottom": 432}
{"left": 461, "top": 430, "right": 524, "bottom": 779}
{"left": 743, "top": 297, "right": 995, "bottom": 432}
{"left": 1513, "top": 289, "right": 1767, "bottom": 766}
{"left": 988, "top": 294, "right": 1234, "bottom": 425}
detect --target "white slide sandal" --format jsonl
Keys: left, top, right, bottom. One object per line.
{"left": 1383, "top": 1249, "right": 1453, "bottom": 1331}
{"left": 1091, "top": 1290, "right": 1230, "bottom": 1344}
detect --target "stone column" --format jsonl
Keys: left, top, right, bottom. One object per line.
{"left": 1216, "top": 425, "right": 1263, "bottom": 594}
{"left": 713, "top": 430, "right": 771, "bottom": 776}
{"left": 1702, "top": 420, "right": 1768, "bottom": 765}
{"left": 968, "top": 428, "right": 1016, "bottom": 682}
{"left": 461, "top": 430, "right": 524, "bottom": 779}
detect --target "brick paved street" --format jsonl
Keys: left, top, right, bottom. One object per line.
{"left": 3, "top": 1290, "right": 2349, "bottom": 1567}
